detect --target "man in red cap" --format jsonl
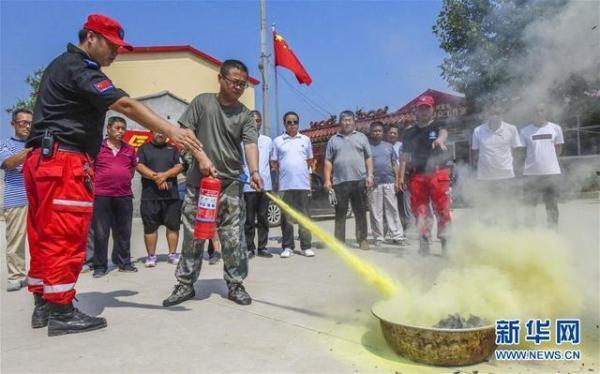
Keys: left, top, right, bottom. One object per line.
{"left": 24, "top": 13, "right": 202, "bottom": 336}
{"left": 398, "top": 95, "right": 452, "bottom": 255}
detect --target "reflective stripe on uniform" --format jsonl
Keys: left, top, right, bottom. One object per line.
{"left": 27, "top": 277, "right": 44, "bottom": 286}
{"left": 52, "top": 199, "right": 93, "bottom": 208}
{"left": 43, "top": 283, "right": 75, "bottom": 293}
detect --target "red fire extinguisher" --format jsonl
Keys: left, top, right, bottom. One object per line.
{"left": 194, "top": 176, "right": 222, "bottom": 240}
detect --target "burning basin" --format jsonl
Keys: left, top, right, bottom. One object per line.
{"left": 371, "top": 300, "right": 497, "bottom": 366}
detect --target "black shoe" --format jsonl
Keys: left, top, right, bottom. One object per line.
{"left": 31, "top": 293, "right": 49, "bottom": 329}
{"left": 162, "top": 284, "right": 195, "bottom": 307}
{"left": 208, "top": 252, "right": 221, "bottom": 265}
{"left": 228, "top": 284, "right": 252, "bottom": 305}
{"left": 92, "top": 268, "right": 106, "bottom": 278}
{"left": 47, "top": 302, "right": 107, "bottom": 337}
{"left": 257, "top": 249, "right": 273, "bottom": 258}
{"left": 419, "top": 236, "right": 430, "bottom": 255}
{"left": 248, "top": 250, "right": 255, "bottom": 259}
{"left": 118, "top": 264, "right": 138, "bottom": 273}
{"left": 440, "top": 236, "right": 448, "bottom": 255}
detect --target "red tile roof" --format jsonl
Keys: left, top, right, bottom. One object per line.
{"left": 301, "top": 89, "right": 466, "bottom": 142}
{"left": 396, "top": 88, "right": 465, "bottom": 113}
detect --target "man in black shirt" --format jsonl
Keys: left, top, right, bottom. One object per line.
{"left": 399, "top": 95, "right": 451, "bottom": 254}
{"left": 23, "top": 13, "right": 201, "bottom": 337}
{"left": 136, "top": 132, "right": 184, "bottom": 267}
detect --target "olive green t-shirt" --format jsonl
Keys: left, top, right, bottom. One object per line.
{"left": 178, "top": 93, "right": 258, "bottom": 187}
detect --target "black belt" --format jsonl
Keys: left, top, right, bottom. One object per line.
{"left": 57, "top": 143, "right": 87, "bottom": 154}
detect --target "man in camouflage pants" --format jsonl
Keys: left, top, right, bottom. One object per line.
{"left": 175, "top": 183, "right": 247, "bottom": 291}
{"left": 162, "top": 59, "right": 263, "bottom": 307}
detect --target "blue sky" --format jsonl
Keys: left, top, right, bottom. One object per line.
{"left": 0, "top": 0, "right": 453, "bottom": 138}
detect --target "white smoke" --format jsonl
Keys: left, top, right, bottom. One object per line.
{"left": 500, "top": 0, "right": 600, "bottom": 120}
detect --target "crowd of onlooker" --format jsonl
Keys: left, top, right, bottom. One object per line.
{"left": 2, "top": 94, "right": 564, "bottom": 291}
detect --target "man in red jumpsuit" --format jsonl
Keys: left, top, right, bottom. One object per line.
{"left": 399, "top": 95, "right": 451, "bottom": 255}
{"left": 24, "top": 14, "right": 201, "bottom": 336}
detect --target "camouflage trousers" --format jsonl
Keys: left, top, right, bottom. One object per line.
{"left": 175, "top": 181, "right": 248, "bottom": 287}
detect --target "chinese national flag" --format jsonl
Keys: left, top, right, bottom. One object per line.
{"left": 273, "top": 31, "right": 312, "bottom": 85}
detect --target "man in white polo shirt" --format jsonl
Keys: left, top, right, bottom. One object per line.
{"left": 519, "top": 103, "right": 564, "bottom": 227}
{"left": 471, "top": 101, "right": 522, "bottom": 218}
{"left": 243, "top": 110, "right": 273, "bottom": 258}
{"left": 271, "top": 111, "right": 314, "bottom": 258}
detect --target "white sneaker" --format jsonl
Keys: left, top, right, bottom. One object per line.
{"left": 167, "top": 252, "right": 180, "bottom": 264}
{"left": 145, "top": 255, "right": 157, "bottom": 268}
{"left": 80, "top": 264, "right": 92, "bottom": 273}
{"left": 280, "top": 248, "right": 293, "bottom": 258}
{"left": 302, "top": 249, "right": 315, "bottom": 257}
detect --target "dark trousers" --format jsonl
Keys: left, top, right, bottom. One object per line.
{"left": 92, "top": 196, "right": 133, "bottom": 270}
{"left": 396, "top": 190, "right": 411, "bottom": 232}
{"left": 280, "top": 190, "right": 312, "bottom": 250}
{"left": 85, "top": 222, "right": 116, "bottom": 265}
{"left": 244, "top": 191, "right": 270, "bottom": 252}
{"left": 333, "top": 180, "right": 368, "bottom": 243}
{"left": 523, "top": 175, "right": 560, "bottom": 227}
{"left": 207, "top": 240, "right": 215, "bottom": 257}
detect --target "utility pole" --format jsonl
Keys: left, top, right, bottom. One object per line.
{"left": 259, "top": 0, "right": 270, "bottom": 136}
{"left": 272, "top": 24, "right": 280, "bottom": 136}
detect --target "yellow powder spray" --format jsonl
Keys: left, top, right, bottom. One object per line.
{"left": 265, "top": 191, "right": 592, "bottom": 371}
{"left": 380, "top": 223, "right": 584, "bottom": 327}
{"left": 267, "top": 192, "right": 583, "bottom": 329}
{"left": 266, "top": 192, "right": 401, "bottom": 298}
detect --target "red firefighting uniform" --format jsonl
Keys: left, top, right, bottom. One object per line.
{"left": 402, "top": 121, "right": 452, "bottom": 238}
{"left": 409, "top": 167, "right": 452, "bottom": 237}
{"left": 23, "top": 148, "right": 94, "bottom": 303}
{"left": 24, "top": 43, "right": 127, "bottom": 304}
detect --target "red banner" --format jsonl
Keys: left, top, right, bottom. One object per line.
{"left": 123, "top": 130, "right": 152, "bottom": 151}
{"left": 123, "top": 130, "right": 178, "bottom": 152}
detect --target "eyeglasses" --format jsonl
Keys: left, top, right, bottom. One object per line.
{"left": 285, "top": 120, "right": 299, "bottom": 125}
{"left": 221, "top": 75, "right": 249, "bottom": 89}
{"left": 14, "top": 120, "right": 32, "bottom": 127}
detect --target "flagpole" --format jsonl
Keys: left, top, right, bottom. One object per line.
{"left": 259, "top": 0, "right": 270, "bottom": 137}
{"left": 272, "top": 24, "right": 280, "bottom": 136}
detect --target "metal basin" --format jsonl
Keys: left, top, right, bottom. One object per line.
{"left": 372, "top": 300, "right": 497, "bottom": 366}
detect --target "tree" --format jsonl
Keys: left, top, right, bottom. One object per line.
{"left": 5, "top": 67, "right": 44, "bottom": 114}
{"left": 432, "top": 0, "right": 568, "bottom": 107}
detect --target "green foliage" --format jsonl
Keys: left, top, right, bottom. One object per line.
{"left": 432, "top": 0, "right": 567, "bottom": 105}
{"left": 5, "top": 67, "right": 44, "bottom": 114}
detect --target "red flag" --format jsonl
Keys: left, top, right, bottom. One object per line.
{"left": 273, "top": 31, "right": 312, "bottom": 85}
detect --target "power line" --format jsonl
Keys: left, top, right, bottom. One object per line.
{"left": 306, "top": 85, "right": 337, "bottom": 113}
{"left": 277, "top": 71, "right": 330, "bottom": 117}
{"left": 277, "top": 71, "right": 333, "bottom": 118}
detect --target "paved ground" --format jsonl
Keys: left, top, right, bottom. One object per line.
{"left": 1, "top": 199, "right": 599, "bottom": 373}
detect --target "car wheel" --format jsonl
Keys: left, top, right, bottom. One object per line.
{"left": 267, "top": 201, "right": 282, "bottom": 227}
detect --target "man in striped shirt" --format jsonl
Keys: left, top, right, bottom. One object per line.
{"left": 0, "top": 108, "right": 32, "bottom": 291}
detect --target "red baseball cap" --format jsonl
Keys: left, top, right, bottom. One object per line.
{"left": 83, "top": 14, "right": 133, "bottom": 51}
{"left": 415, "top": 95, "right": 435, "bottom": 108}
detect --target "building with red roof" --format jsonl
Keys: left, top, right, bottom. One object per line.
{"left": 301, "top": 89, "right": 476, "bottom": 174}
